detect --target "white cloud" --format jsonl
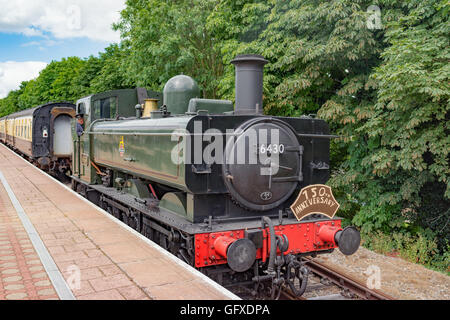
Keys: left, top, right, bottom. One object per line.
{"left": 0, "top": 61, "right": 48, "bottom": 98}
{"left": 0, "top": 0, "right": 125, "bottom": 42}
{"left": 21, "top": 39, "right": 61, "bottom": 48}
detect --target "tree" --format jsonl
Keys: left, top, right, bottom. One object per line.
{"left": 348, "top": 0, "right": 449, "bottom": 244}
{"left": 114, "top": 0, "right": 225, "bottom": 97}
{"left": 71, "top": 55, "right": 103, "bottom": 97}
{"left": 15, "top": 57, "right": 86, "bottom": 107}
{"left": 0, "top": 82, "right": 27, "bottom": 117}
{"left": 90, "top": 44, "right": 131, "bottom": 93}
{"left": 208, "top": 0, "right": 449, "bottom": 249}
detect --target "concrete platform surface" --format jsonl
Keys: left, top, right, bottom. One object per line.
{"left": 0, "top": 144, "right": 238, "bottom": 300}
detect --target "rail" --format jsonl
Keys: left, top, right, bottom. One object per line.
{"left": 302, "top": 258, "right": 395, "bottom": 300}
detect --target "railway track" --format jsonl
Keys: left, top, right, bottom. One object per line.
{"left": 231, "top": 257, "right": 395, "bottom": 301}
{"left": 280, "top": 258, "right": 395, "bottom": 300}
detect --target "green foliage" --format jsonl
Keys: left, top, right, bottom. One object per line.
{"left": 363, "top": 230, "right": 449, "bottom": 273}
{"left": 114, "top": 0, "right": 225, "bottom": 97}
{"left": 89, "top": 44, "right": 132, "bottom": 93}
{"left": 70, "top": 55, "right": 103, "bottom": 97}
{"left": 323, "top": 0, "right": 449, "bottom": 251}
{"left": 0, "top": 82, "right": 27, "bottom": 117}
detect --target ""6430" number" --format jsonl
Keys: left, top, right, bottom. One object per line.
{"left": 260, "top": 144, "right": 285, "bottom": 154}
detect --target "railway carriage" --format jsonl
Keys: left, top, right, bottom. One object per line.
{"left": 0, "top": 102, "right": 76, "bottom": 178}
{"left": 70, "top": 54, "right": 361, "bottom": 298}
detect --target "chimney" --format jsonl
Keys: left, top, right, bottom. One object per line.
{"left": 231, "top": 54, "right": 268, "bottom": 115}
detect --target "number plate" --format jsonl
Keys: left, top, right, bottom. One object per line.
{"left": 259, "top": 144, "right": 285, "bottom": 154}
{"left": 290, "top": 184, "right": 340, "bottom": 221}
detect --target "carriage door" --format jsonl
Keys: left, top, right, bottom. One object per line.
{"left": 53, "top": 115, "right": 73, "bottom": 157}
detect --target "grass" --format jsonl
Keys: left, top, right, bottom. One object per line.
{"left": 361, "top": 230, "right": 450, "bottom": 276}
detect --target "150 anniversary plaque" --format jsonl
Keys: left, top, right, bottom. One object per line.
{"left": 290, "top": 184, "right": 340, "bottom": 221}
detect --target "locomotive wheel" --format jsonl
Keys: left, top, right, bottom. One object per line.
{"left": 130, "top": 212, "right": 141, "bottom": 233}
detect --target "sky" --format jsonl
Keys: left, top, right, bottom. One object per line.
{"left": 0, "top": 0, "right": 126, "bottom": 98}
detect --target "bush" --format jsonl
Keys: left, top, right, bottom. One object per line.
{"left": 362, "top": 229, "right": 449, "bottom": 274}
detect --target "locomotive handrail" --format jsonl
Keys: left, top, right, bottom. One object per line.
{"left": 296, "top": 133, "right": 339, "bottom": 139}
{"left": 86, "top": 131, "right": 340, "bottom": 139}
{"left": 86, "top": 131, "right": 246, "bottom": 137}
{"left": 87, "top": 131, "right": 183, "bottom": 136}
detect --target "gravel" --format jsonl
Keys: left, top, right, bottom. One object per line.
{"left": 314, "top": 247, "right": 450, "bottom": 300}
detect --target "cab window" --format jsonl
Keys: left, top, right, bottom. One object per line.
{"left": 77, "top": 102, "right": 86, "bottom": 115}
{"left": 93, "top": 97, "right": 117, "bottom": 120}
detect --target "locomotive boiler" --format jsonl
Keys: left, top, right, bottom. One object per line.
{"left": 71, "top": 54, "right": 360, "bottom": 298}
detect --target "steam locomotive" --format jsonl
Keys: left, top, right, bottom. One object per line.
{"left": 69, "top": 54, "right": 361, "bottom": 298}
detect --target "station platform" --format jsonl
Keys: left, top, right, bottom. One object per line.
{"left": 0, "top": 144, "right": 239, "bottom": 300}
